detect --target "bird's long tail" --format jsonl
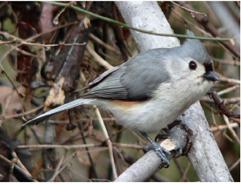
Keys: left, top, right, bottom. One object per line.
{"left": 22, "top": 98, "right": 96, "bottom": 127}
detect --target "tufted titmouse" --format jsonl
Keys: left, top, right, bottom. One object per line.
{"left": 23, "top": 31, "right": 218, "bottom": 166}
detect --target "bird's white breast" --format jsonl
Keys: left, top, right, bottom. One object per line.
{"left": 98, "top": 76, "right": 213, "bottom": 133}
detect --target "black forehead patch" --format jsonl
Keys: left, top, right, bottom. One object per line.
{"left": 204, "top": 62, "right": 213, "bottom": 72}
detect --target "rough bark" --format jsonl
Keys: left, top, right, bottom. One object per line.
{"left": 115, "top": 1, "right": 233, "bottom": 182}
{"left": 115, "top": 125, "right": 190, "bottom": 182}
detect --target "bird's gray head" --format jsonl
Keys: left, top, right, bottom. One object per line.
{"left": 166, "top": 31, "right": 218, "bottom": 83}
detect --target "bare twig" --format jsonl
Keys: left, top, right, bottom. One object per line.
{"left": 87, "top": 43, "right": 114, "bottom": 70}
{"left": 174, "top": 159, "right": 188, "bottom": 181}
{"left": 48, "top": 1, "right": 231, "bottom": 41}
{"left": 48, "top": 154, "right": 66, "bottom": 181}
{"left": 49, "top": 151, "right": 78, "bottom": 181}
{"left": 208, "top": 2, "right": 240, "bottom": 48}
{"left": 219, "top": 75, "right": 240, "bottom": 85}
{"left": 172, "top": 1, "right": 207, "bottom": 16}
{"left": 229, "top": 158, "right": 240, "bottom": 172}
{"left": 0, "top": 22, "right": 78, "bottom": 105}
{"left": 0, "top": 154, "right": 34, "bottom": 181}
{"left": 210, "top": 123, "right": 239, "bottom": 132}
{"left": 11, "top": 152, "right": 32, "bottom": 177}
{"left": 202, "top": 96, "right": 240, "bottom": 105}
{"left": 180, "top": 162, "right": 191, "bottom": 181}
{"left": 94, "top": 106, "right": 117, "bottom": 179}
{"left": 17, "top": 143, "right": 98, "bottom": 150}
{"left": 218, "top": 85, "right": 239, "bottom": 96}
{"left": 223, "top": 115, "right": 240, "bottom": 144}
{"left": 0, "top": 31, "right": 86, "bottom": 48}
{"left": 213, "top": 58, "right": 240, "bottom": 66}
{"left": 89, "top": 33, "right": 120, "bottom": 54}
{"left": 1, "top": 105, "right": 43, "bottom": 121}
{"left": 209, "top": 91, "right": 240, "bottom": 118}
{"left": 177, "top": 2, "right": 240, "bottom": 58}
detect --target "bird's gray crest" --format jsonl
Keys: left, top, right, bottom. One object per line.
{"left": 181, "top": 30, "right": 212, "bottom": 64}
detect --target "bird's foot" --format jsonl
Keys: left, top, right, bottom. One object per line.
{"left": 156, "top": 120, "right": 193, "bottom": 156}
{"left": 178, "top": 123, "right": 193, "bottom": 155}
{"left": 140, "top": 131, "right": 171, "bottom": 167}
{"left": 146, "top": 141, "right": 171, "bottom": 168}
{"left": 155, "top": 120, "right": 182, "bottom": 142}
{"left": 169, "top": 120, "right": 193, "bottom": 155}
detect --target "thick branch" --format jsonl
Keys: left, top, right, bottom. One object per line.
{"left": 115, "top": 1, "right": 233, "bottom": 182}
{"left": 115, "top": 125, "right": 189, "bottom": 182}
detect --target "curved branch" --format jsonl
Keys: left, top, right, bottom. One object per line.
{"left": 115, "top": 125, "right": 190, "bottom": 182}
{"left": 115, "top": 1, "right": 233, "bottom": 182}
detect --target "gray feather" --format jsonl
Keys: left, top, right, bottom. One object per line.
{"left": 22, "top": 99, "right": 95, "bottom": 127}
{"left": 179, "top": 30, "right": 212, "bottom": 64}
{"left": 86, "top": 49, "right": 170, "bottom": 100}
{"left": 85, "top": 31, "right": 212, "bottom": 100}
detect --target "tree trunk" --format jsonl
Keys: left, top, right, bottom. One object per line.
{"left": 115, "top": 1, "right": 233, "bottom": 182}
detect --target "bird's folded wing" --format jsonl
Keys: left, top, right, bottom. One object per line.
{"left": 85, "top": 49, "right": 171, "bottom": 100}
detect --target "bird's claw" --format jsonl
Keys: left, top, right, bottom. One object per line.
{"left": 146, "top": 141, "right": 171, "bottom": 168}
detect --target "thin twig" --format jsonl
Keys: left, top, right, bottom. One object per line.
{"left": 94, "top": 106, "right": 118, "bottom": 179}
{"left": 172, "top": 1, "right": 207, "bottom": 16}
{"left": 48, "top": 1, "right": 231, "bottom": 41}
{"left": 48, "top": 154, "right": 66, "bottom": 181}
{"left": 210, "top": 123, "right": 239, "bottom": 132}
{"left": 174, "top": 159, "right": 187, "bottom": 181}
{"left": 177, "top": 2, "right": 240, "bottom": 58}
{"left": 11, "top": 151, "right": 32, "bottom": 177}
{"left": 86, "top": 43, "right": 114, "bottom": 69}
{"left": 1, "top": 105, "right": 43, "bottom": 120}
{"left": 229, "top": 158, "right": 240, "bottom": 172}
{"left": 209, "top": 91, "right": 240, "bottom": 118}
{"left": 77, "top": 121, "right": 98, "bottom": 178}
{"left": 17, "top": 142, "right": 143, "bottom": 151}
{"left": 89, "top": 33, "right": 120, "bottom": 54}
{"left": 0, "top": 31, "right": 86, "bottom": 48}
{"left": 0, "top": 22, "right": 77, "bottom": 102}
{"left": 202, "top": 96, "right": 240, "bottom": 105}
{"left": 113, "top": 143, "right": 143, "bottom": 149}
{"left": 0, "top": 154, "right": 34, "bottom": 181}
{"left": 180, "top": 162, "right": 191, "bottom": 182}
{"left": 17, "top": 143, "right": 99, "bottom": 150}
{"left": 49, "top": 151, "right": 78, "bottom": 181}
{"left": 218, "top": 85, "right": 239, "bottom": 96}
{"left": 223, "top": 115, "right": 240, "bottom": 144}
{"left": 213, "top": 58, "right": 240, "bottom": 66}
{"left": 219, "top": 75, "right": 240, "bottom": 85}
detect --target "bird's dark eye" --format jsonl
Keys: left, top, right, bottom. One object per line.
{"left": 189, "top": 61, "right": 197, "bottom": 70}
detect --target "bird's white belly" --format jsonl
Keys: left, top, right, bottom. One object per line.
{"left": 98, "top": 78, "right": 212, "bottom": 133}
{"left": 107, "top": 97, "right": 184, "bottom": 133}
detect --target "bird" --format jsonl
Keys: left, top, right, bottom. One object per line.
{"left": 22, "top": 31, "right": 218, "bottom": 166}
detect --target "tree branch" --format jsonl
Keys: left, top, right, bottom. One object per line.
{"left": 115, "top": 1, "right": 233, "bottom": 182}
{"left": 115, "top": 125, "right": 190, "bottom": 182}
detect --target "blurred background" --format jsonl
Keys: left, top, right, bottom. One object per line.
{"left": 0, "top": 1, "right": 239, "bottom": 182}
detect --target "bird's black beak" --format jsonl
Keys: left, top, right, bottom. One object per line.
{"left": 203, "top": 71, "right": 219, "bottom": 81}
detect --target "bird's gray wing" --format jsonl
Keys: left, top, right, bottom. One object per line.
{"left": 88, "top": 66, "right": 120, "bottom": 88}
{"left": 85, "top": 48, "right": 171, "bottom": 100}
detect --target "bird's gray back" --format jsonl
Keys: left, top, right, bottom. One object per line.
{"left": 85, "top": 48, "right": 171, "bottom": 100}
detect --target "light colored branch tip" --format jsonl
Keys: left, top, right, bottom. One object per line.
{"left": 115, "top": 125, "right": 190, "bottom": 182}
